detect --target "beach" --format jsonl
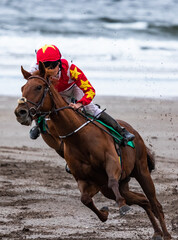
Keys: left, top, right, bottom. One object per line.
{"left": 0, "top": 0, "right": 178, "bottom": 239}
{"left": 0, "top": 95, "right": 177, "bottom": 239}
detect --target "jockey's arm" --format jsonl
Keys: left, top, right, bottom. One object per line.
{"left": 69, "top": 64, "right": 96, "bottom": 108}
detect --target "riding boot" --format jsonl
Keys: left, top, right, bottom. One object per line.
{"left": 29, "top": 125, "right": 40, "bottom": 140}
{"left": 98, "top": 112, "right": 135, "bottom": 143}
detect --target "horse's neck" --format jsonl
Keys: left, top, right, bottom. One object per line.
{"left": 49, "top": 85, "right": 83, "bottom": 135}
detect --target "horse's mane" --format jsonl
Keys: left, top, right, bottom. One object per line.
{"left": 32, "top": 70, "right": 40, "bottom": 76}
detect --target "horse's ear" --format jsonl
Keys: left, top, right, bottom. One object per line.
{"left": 21, "top": 66, "right": 32, "bottom": 80}
{"left": 38, "top": 61, "right": 46, "bottom": 78}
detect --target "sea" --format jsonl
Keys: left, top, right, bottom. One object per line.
{"left": 0, "top": 0, "right": 178, "bottom": 98}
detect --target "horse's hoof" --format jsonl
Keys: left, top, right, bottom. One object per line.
{"left": 152, "top": 236, "right": 163, "bottom": 240}
{"left": 119, "top": 205, "right": 131, "bottom": 217}
{"left": 100, "top": 206, "right": 109, "bottom": 222}
{"left": 100, "top": 206, "right": 109, "bottom": 212}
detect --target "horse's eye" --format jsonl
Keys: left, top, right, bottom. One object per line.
{"left": 36, "top": 85, "right": 42, "bottom": 91}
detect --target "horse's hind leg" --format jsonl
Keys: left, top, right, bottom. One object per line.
{"left": 135, "top": 169, "right": 171, "bottom": 240}
{"left": 119, "top": 180, "right": 163, "bottom": 239}
{"left": 77, "top": 180, "right": 109, "bottom": 222}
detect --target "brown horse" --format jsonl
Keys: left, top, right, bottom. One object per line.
{"left": 14, "top": 62, "right": 171, "bottom": 240}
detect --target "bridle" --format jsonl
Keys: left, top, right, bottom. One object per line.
{"left": 18, "top": 75, "right": 71, "bottom": 118}
{"left": 18, "top": 74, "right": 93, "bottom": 138}
{"left": 28, "top": 76, "right": 51, "bottom": 117}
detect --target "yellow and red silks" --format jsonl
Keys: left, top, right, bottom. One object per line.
{"left": 55, "top": 59, "right": 96, "bottom": 106}
{"left": 69, "top": 64, "right": 96, "bottom": 105}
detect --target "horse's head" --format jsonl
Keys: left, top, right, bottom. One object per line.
{"left": 14, "top": 62, "right": 57, "bottom": 126}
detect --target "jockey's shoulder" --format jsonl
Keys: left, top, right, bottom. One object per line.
{"left": 61, "top": 58, "right": 68, "bottom": 66}
{"left": 61, "top": 58, "right": 78, "bottom": 71}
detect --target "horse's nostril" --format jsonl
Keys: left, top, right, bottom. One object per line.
{"left": 19, "top": 109, "right": 28, "bottom": 116}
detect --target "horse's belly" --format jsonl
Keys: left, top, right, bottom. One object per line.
{"left": 71, "top": 162, "right": 108, "bottom": 186}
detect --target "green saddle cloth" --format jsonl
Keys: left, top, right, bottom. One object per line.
{"left": 37, "top": 116, "right": 48, "bottom": 133}
{"left": 37, "top": 116, "right": 135, "bottom": 148}
{"left": 94, "top": 119, "right": 135, "bottom": 149}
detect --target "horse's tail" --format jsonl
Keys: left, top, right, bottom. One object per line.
{"left": 146, "top": 147, "right": 155, "bottom": 173}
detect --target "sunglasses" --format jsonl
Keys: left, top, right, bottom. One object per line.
{"left": 44, "top": 60, "right": 59, "bottom": 69}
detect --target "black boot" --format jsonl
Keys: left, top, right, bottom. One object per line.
{"left": 29, "top": 125, "right": 40, "bottom": 140}
{"left": 98, "top": 112, "right": 135, "bottom": 143}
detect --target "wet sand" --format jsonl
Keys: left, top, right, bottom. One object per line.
{"left": 0, "top": 95, "right": 177, "bottom": 239}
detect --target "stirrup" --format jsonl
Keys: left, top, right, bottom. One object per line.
{"left": 125, "top": 133, "right": 135, "bottom": 142}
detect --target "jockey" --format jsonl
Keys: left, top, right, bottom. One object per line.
{"left": 29, "top": 44, "right": 135, "bottom": 143}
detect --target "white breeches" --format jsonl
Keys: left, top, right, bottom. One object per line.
{"left": 59, "top": 84, "right": 102, "bottom": 117}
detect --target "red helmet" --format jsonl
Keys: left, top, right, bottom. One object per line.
{"left": 36, "top": 44, "right": 62, "bottom": 64}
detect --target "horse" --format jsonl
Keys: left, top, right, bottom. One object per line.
{"left": 14, "top": 62, "right": 171, "bottom": 240}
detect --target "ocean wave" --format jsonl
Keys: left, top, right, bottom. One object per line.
{"left": 104, "top": 21, "right": 148, "bottom": 30}
{"left": 148, "top": 23, "right": 178, "bottom": 36}
{"left": 1, "top": 21, "right": 178, "bottom": 39}
{"left": 1, "top": 0, "right": 178, "bottom": 97}
{"left": 0, "top": 34, "right": 177, "bottom": 97}
{"left": 1, "top": 0, "right": 178, "bottom": 39}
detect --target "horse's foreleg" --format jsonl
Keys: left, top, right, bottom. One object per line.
{"left": 136, "top": 171, "right": 171, "bottom": 240}
{"left": 105, "top": 153, "right": 126, "bottom": 208}
{"left": 41, "top": 132, "right": 64, "bottom": 158}
{"left": 41, "top": 119, "right": 65, "bottom": 158}
{"left": 77, "top": 180, "right": 109, "bottom": 222}
{"left": 119, "top": 180, "right": 163, "bottom": 239}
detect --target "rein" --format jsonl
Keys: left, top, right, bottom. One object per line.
{"left": 19, "top": 75, "right": 124, "bottom": 143}
{"left": 58, "top": 120, "right": 91, "bottom": 139}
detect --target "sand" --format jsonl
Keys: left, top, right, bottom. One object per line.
{"left": 0, "top": 95, "right": 177, "bottom": 240}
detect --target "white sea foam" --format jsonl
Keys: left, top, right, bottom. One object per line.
{"left": 0, "top": 35, "right": 177, "bottom": 98}
{"left": 104, "top": 21, "right": 148, "bottom": 30}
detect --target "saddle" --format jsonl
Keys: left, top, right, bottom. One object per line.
{"left": 93, "top": 118, "right": 135, "bottom": 167}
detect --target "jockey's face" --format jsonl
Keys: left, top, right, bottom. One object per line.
{"left": 43, "top": 60, "right": 60, "bottom": 77}
{"left": 45, "top": 63, "right": 60, "bottom": 77}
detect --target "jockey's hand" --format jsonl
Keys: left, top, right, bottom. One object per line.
{"left": 69, "top": 102, "right": 82, "bottom": 110}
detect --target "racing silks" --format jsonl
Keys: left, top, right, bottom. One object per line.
{"left": 55, "top": 59, "right": 96, "bottom": 106}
